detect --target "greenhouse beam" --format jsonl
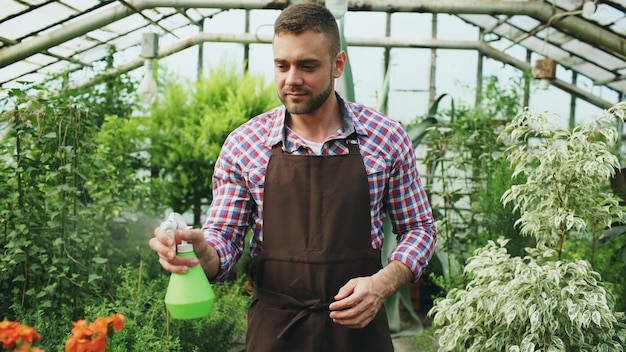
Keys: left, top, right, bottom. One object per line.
{"left": 0, "top": 0, "right": 622, "bottom": 69}
{"left": 68, "top": 32, "right": 614, "bottom": 110}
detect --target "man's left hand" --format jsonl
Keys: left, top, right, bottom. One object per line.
{"left": 328, "top": 276, "right": 385, "bottom": 328}
{"left": 328, "top": 260, "right": 412, "bottom": 328}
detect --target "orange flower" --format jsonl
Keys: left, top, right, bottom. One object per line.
{"left": 0, "top": 313, "right": 125, "bottom": 352}
{"left": 89, "top": 317, "right": 109, "bottom": 338}
{"left": 106, "top": 313, "right": 124, "bottom": 333}
{"left": 0, "top": 320, "right": 41, "bottom": 350}
{"left": 0, "top": 320, "right": 20, "bottom": 349}
{"left": 15, "top": 323, "right": 42, "bottom": 346}
{"left": 65, "top": 313, "right": 125, "bottom": 352}
{"left": 65, "top": 334, "right": 107, "bottom": 352}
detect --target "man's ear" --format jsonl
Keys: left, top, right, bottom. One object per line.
{"left": 333, "top": 51, "right": 347, "bottom": 79}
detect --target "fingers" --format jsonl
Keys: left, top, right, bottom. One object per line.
{"left": 329, "top": 277, "right": 383, "bottom": 329}
{"left": 149, "top": 226, "right": 202, "bottom": 274}
{"left": 329, "top": 295, "right": 379, "bottom": 328}
{"left": 148, "top": 227, "right": 175, "bottom": 260}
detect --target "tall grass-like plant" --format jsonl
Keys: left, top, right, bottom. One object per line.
{"left": 429, "top": 104, "right": 626, "bottom": 351}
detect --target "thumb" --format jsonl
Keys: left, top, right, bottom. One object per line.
{"left": 334, "top": 279, "right": 357, "bottom": 300}
{"left": 177, "top": 228, "right": 203, "bottom": 244}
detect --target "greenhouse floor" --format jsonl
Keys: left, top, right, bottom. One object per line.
{"left": 226, "top": 311, "right": 439, "bottom": 352}
{"left": 226, "top": 335, "right": 434, "bottom": 352}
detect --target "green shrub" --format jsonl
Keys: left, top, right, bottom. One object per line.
{"left": 430, "top": 239, "right": 626, "bottom": 351}
{"left": 24, "top": 263, "right": 249, "bottom": 352}
{"left": 429, "top": 103, "right": 626, "bottom": 351}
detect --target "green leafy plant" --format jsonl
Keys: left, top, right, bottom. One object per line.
{"left": 145, "top": 64, "right": 279, "bottom": 225}
{"left": 1, "top": 59, "right": 270, "bottom": 352}
{"left": 421, "top": 76, "right": 526, "bottom": 297}
{"left": 501, "top": 106, "right": 626, "bottom": 259}
{"left": 382, "top": 77, "right": 524, "bottom": 337}
{"left": 431, "top": 239, "right": 626, "bottom": 351}
{"left": 0, "top": 88, "right": 118, "bottom": 319}
{"left": 429, "top": 103, "right": 626, "bottom": 351}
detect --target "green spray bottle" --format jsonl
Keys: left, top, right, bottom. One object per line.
{"left": 162, "top": 212, "right": 215, "bottom": 319}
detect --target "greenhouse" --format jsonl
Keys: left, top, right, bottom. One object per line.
{"left": 1, "top": 0, "right": 625, "bottom": 351}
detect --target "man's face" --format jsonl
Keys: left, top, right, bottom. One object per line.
{"left": 273, "top": 30, "right": 343, "bottom": 115}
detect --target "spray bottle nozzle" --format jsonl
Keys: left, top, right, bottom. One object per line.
{"left": 160, "top": 212, "right": 189, "bottom": 253}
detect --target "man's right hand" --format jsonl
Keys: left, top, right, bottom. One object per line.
{"left": 148, "top": 226, "right": 220, "bottom": 279}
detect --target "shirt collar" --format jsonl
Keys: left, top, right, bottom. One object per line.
{"left": 264, "top": 93, "right": 367, "bottom": 148}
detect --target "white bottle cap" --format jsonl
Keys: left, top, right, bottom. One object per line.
{"left": 177, "top": 240, "right": 193, "bottom": 253}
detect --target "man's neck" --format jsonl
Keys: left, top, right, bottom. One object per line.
{"left": 287, "top": 95, "right": 343, "bottom": 143}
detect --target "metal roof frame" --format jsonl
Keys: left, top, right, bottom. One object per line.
{"left": 0, "top": 0, "right": 624, "bottom": 111}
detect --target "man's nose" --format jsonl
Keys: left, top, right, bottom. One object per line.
{"left": 285, "top": 68, "right": 303, "bottom": 86}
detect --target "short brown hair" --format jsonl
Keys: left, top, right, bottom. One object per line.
{"left": 274, "top": 3, "right": 341, "bottom": 58}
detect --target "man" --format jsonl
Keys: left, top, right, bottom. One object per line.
{"left": 149, "top": 3, "right": 436, "bottom": 351}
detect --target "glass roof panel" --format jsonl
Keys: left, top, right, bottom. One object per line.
{"left": 0, "top": 11, "right": 54, "bottom": 40}
{"left": 552, "top": 0, "right": 582, "bottom": 11}
{"left": 520, "top": 37, "right": 570, "bottom": 60}
{"left": 24, "top": 2, "right": 79, "bottom": 35}
{"left": 39, "top": 60, "right": 78, "bottom": 76}
{"left": 589, "top": 3, "right": 623, "bottom": 26}
{"left": 159, "top": 13, "right": 194, "bottom": 31}
{"left": 458, "top": 14, "right": 499, "bottom": 30}
{"left": 607, "top": 81, "right": 626, "bottom": 93}
{"left": 153, "top": 7, "right": 178, "bottom": 16}
{"left": 571, "top": 62, "right": 617, "bottom": 84}
{"left": 134, "top": 9, "right": 162, "bottom": 22}
{"left": 610, "top": 17, "right": 626, "bottom": 35}
{"left": 12, "top": 72, "right": 47, "bottom": 86}
{"left": 107, "top": 31, "right": 145, "bottom": 52}
{"left": 204, "top": 10, "right": 246, "bottom": 34}
{"left": 507, "top": 15, "right": 541, "bottom": 32}
{"left": 77, "top": 45, "right": 114, "bottom": 64}
{"left": 40, "top": 1, "right": 79, "bottom": 18}
{"left": 27, "top": 53, "right": 57, "bottom": 66}
{"left": 0, "top": 61, "right": 38, "bottom": 82}
{"left": 607, "top": 81, "right": 626, "bottom": 92}
{"left": 195, "top": 8, "right": 227, "bottom": 18}
{"left": 61, "top": 0, "right": 102, "bottom": 12}
{"left": 22, "top": 0, "right": 49, "bottom": 5}
{"left": 182, "top": 9, "right": 205, "bottom": 23}
{"left": 59, "top": 36, "right": 100, "bottom": 55}
{"left": 47, "top": 45, "right": 77, "bottom": 58}
{"left": 106, "top": 14, "right": 148, "bottom": 35}
{"left": 536, "top": 28, "right": 572, "bottom": 46}
{"left": 491, "top": 23, "right": 526, "bottom": 40}
{"left": 0, "top": 0, "right": 28, "bottom": 18}
{"left": 562, "top": 40, "right": 625, "bottom": 70}
{"left": 86, "top": 28, "right": 120, "bottom": 42}
{"left": 559, "top": 55, "right": 586, "bottom": 68}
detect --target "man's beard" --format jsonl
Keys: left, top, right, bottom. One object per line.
{"left": 280, "top": 79, "right": 333, "bottom": 115}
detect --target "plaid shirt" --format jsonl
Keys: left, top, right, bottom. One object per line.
{"left": 203, "top": 94, "right": 436, "bottom": 282}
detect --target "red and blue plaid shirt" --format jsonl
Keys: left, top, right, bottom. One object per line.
{"left": 203, "top": 95, "right": 436, "bottom": 282}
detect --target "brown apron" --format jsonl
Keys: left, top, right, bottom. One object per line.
{"left": 246, "top": 136, "right": 393, "bottom": 352}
